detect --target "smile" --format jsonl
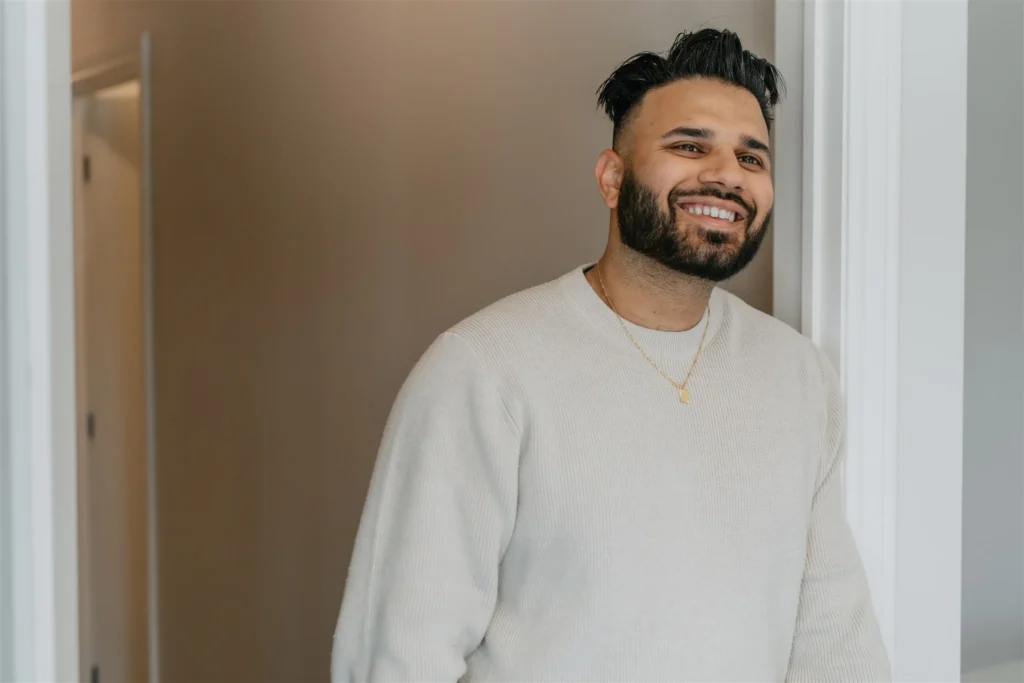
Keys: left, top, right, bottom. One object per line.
{"left": 682, "top": 203, "right": 740, "bottom": 223}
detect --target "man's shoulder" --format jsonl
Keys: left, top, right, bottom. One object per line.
{"left": 719, "top": 289, "right": 803, "bottom": 342}
{"left": 445, "top": 272, "right": 572, "bottom": 356}
{"left": 718, "top": 289, "right": 834, "bottom": 378}
{"left": 397, "top": 273, "right": 570, "bottom": 418}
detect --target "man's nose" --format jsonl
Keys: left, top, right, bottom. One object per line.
{"left": 697, "top": 151, "right": 745, "bottom": 191}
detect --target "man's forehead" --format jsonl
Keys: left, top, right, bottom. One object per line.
{"left": 633, "top": 78, "right": 769, "bottom": 142}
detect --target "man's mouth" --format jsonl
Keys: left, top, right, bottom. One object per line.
{"left": 679, "top": 201, "right": 745, "bottom": 225}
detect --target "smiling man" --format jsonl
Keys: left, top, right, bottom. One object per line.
{"left": 332, "top": 29, "right": 891, "bottom": 683}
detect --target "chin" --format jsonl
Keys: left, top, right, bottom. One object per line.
{"left": 685, "top": 230, "right": 743, "bottom": 253}
{"left": 677, "top": 219, "right": 739, "bottom": 242}
{"left": 666, "top": 240, "right": 754, "bottom": 282}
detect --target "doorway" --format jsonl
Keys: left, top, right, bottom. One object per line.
{"left": 71, "top": 38, "right": 156, "bottom": 683}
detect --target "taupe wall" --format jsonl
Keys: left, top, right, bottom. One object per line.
{"left": 71, "top": 2, "right": 774, "bottom": 680}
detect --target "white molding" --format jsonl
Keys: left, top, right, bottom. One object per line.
{"left": 139, "top": 33, "right": 161, "bottom": 683}
{"left": 798, "top": 0, "right": 968, "bottom": 680}
{"left": 0, "top": 2, "right": 11, "bottom": 679}
{"left": 839, "top": 0, "right": 902, "bottom": 660}
{"left": 799, "top": 0, "right": 845, "bottom": 366}
{"left": 0, "top": 1, "right": 79, "bottom": 681}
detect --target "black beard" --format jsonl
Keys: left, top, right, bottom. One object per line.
{"left": 616, "top": 168, "right": 769, "bottom": 282}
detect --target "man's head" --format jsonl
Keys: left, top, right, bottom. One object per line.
{"left": 594, "top": 29, "right": 784, "bottom": 282}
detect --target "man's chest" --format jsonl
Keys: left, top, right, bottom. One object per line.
{"left": 508, "top": 355, "right": 824, "bottom": 575}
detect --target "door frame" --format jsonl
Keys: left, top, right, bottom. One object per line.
{"left": 0, "top": 1, "right": 79, "bottom": 681}
{"left": 0, "top": 2, "right": 970, "bottom": 681}
{"left": 774, "top": 0, "right": 968, "bottom": 679}
{"left": 71, "top": 34, "right": 158, "bottom": 683}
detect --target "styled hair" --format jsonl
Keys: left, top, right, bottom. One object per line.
{"left": 596, "top": 28, "right": 784, "bottom": 148}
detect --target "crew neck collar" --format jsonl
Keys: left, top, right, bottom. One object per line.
{"left": 559, "top": 263, "right": 726, "bottom": 360}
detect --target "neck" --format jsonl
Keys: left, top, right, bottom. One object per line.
{"left": 586, "top": 246, "right": 714, "bottom": 333}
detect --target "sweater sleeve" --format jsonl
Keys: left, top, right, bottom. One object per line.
{"left": 331, "top": 332, "right": 521, "bottom": 683}
{"left": 785, "top": 351, "right": 892, "bottom": 683}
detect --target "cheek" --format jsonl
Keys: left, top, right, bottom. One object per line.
{"left": 644, "top": 158, "right": 703, "bottom": 199}
{"left": 752, "top": 180, "right": 774, "bottom": 215}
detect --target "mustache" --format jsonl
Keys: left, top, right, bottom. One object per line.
{"left": 668, "top": 186, "right": 755, "bottom": 220}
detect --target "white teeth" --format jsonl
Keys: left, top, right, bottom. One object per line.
{"left": 685, "top": 204, "right": 737, "bottom": 222}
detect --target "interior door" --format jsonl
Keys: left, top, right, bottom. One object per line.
{"left": 73, "top": 79, "right": 150, "bottom": 683}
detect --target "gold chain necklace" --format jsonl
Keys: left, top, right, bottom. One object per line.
{"left": 597, "top": 261, "right": 711, "bottom": 404}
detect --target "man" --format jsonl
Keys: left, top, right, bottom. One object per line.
{"left": 332, "top": 28, "right": 891, "bottom": 683}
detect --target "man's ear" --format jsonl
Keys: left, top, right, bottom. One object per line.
{"left": 595, "top": 149, "right": 625, "bottom": 209}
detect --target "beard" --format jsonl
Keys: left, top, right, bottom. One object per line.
{"left": 616, "top": 168, "right": 770, "bottom": 282}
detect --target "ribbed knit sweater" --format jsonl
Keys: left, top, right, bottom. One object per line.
{"left": 332, "top": 265, "right": 892, "bottom": 683}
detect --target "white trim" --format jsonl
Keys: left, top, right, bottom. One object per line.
{"left": 787, "top": 0, "right": 969, "bottom": 679}
{"left": 0, "top": 1, "right": 79, "bottom": 681}
{"left": 798, "top": 0, "right": 844, "bottom": 366}
{"left": 839, "top": 0, "right": 902, "bottom": 659}
{"left": 139, "top": 33, "right": 161, "bottom": 683}
{"left": 0, "top": 2, "right": 12, "bottom": 679}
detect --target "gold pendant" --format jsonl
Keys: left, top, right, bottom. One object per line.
{"left": 679, "top": 387, "right": 691, "bottom": 404}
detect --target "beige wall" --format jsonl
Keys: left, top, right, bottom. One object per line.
{"left": 72, "top": 2, "right": 774, "bottom": 680}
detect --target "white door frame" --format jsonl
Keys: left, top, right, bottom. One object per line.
{"left": 0, "top": 1, "right": 79, "bottom": 681}
{"left": 774, "top": 1, "right": 968, "bottom": 680}
{"left": 0, "top": 3, "right": 9, "bottom": 678}
{"left": 71, "top": 35, "right": 159, "bottom": 683}
{"left": 0, "top": 1, "right": 970, "bottom": 681}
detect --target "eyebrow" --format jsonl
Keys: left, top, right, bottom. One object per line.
{"left": 661, "top": 126, "right": 772, "bottom": 160}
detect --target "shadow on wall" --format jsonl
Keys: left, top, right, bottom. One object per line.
{"left": 961, "top": 0, "right": 1024, "bottom": 675}
{"left": 70, "top": 1, "right": 775, "bottom": 680}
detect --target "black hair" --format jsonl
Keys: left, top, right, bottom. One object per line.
{"left": 596, "top": 28, "right": 785, "bottom": 148}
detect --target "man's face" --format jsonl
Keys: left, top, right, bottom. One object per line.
{"left": 607, "top": 77, "right": 775, "bottom": 282}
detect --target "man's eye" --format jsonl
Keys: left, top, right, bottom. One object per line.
{"left": 675, "top": 143, "right": 702, "bottom": 153}
{"left": 739, "top": 155, "right": 763, "bottom": 166}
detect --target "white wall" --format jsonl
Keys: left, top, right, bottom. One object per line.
{"left": 961, "top": 0, "right": 1024, "bottom": 672}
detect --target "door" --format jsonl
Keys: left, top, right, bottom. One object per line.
{"left": 73, "top": 79, "right": 150, "bottom": 683}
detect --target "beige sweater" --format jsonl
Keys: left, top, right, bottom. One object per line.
{"left": 332, "top": 265, "right": 891, "bottom": 683}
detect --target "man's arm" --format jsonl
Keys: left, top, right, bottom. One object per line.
{"left": 331, "top": 332, "right": 520, "bottom": 683}
{"left": 786, "top": 352, "right": 892, "bottom": 683}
